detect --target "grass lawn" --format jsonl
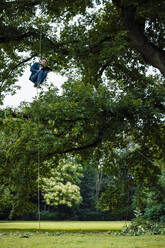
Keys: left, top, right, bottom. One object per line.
{"left": 0, "top": 232, "right": 165, "bottom": 248}
{"left": 0, "top": 221, "right": 165, "bottom": 248}
{"left": 0, "top": 221, "right": 126, "bottom": 232}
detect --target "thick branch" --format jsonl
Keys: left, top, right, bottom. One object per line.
{"left": 58, "top": 137, "right": 102, "bottom": 154}
{"left": 0, "top": 25, "right": 69, "bottom": 56}
{"left": 0, "top": 54, "right": 36, "bottom": 89}
{"left": 112, "top": 0, "right": 165, "bottom": 76}
{"left": 45, "top": 132, "right": 103, "bottom": 159}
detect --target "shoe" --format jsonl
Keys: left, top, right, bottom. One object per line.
{"left": 37, "top": 84, "right": 41, "bottom": 88}
{"left": 34, "top": 83, "right": 37, "bottom": 87}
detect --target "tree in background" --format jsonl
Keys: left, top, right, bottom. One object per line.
{"left": 76, "top": 163, "right": 98, "bottom": 220}
{"left": 131, "top": 160, "right": 165, "bottom": 222}
{"left": 42, "top": 158, "right": 83, "bottom": 208}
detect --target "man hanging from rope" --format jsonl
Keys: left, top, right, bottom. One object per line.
{"left": 29, "top": 58, "right": 52, "bottom": 88}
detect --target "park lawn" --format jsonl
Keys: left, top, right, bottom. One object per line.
{"left": 0, "top": 232, "right": 165, "bottom": 248}
{"left": 0, "top": 221, "right": 127, "bottom": 232}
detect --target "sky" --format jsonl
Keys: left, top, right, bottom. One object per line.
{"left": 3, "top": 69, "right": 66, "bottom": 108}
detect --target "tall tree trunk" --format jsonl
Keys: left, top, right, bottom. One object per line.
{"left": 113, "top": 1, "right": 165, "bottom": 76}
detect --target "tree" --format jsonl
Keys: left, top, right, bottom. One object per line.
{"left": 132, "top": 163, "right": 165, "bottom": 222}
{"left": 0, "top": 0, "right": 165, "bottom": 95}
{"left": 0, "top": 0, "right": 165, "bottom": 217}
{"left": 0, "top": 185, "right": 13, "bottom": 218}
{"left": 1, "top": 81, "right": 163, "bottom": 216}
{"left": 42, "top": 158, "right": 83, "bottom": 208}
{"left": 77, "top": 163, "right": 98, "bottom": 220}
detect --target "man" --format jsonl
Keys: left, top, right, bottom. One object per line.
{"left": 29, "top": 58, "right": 51, "bottom": 88}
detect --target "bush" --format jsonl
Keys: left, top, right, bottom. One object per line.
{"left": 144, "top": 204, "right": 165, "bottom": 221}
{"left": 35, "top": 211, "right": 67, "bottom": 221}
{"left": 120, "top": 209, "right": 165, "bottom": 236}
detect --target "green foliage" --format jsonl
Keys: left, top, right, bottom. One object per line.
{"left": 38, "top": 211, "right": 66, "bottom": 221}
{"left": 76, "top": 164, "right": 98, "bottom": 220}
{"left": 121, "top": 209, "right": 165, "bottom": 236}
{"left": 0, "top": 78, "right": 164, "bottom": 217}
{"left": 0, "top": 0, "right": 165, "bottom": 219}
{"left": 0, "top": 186, "right": 13, "bottom": 215}
{"left": 42, "top": 158, "right": 83, "bottom": 207}
{"left": 143, "top": 173, "right": 165, "bottom": 221}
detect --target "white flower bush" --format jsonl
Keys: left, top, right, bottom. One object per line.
{"left": 42, "top": 159, "right": 83, "bottom": 207}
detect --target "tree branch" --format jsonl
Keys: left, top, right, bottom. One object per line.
{"left": 112, "top": 0, "right": 165, "bottom": 76}
{"left": 45, "top": 131, "right": 103, "bottom": 159}
{"left": 0, "top": 25, "right": 69, "bottom": 56}
{"left": 0, "top": 54, "right": 36, "bottom": 88}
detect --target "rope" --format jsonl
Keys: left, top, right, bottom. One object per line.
{"left": 39, "top": 30, "right": 42, "bottom": 59}
{"left": 37, "top": 28, "right": 42, "bottom": 231}
{"left": 136, "top": 150, "right": 156, "bottom": 166}
{"left": 125, "top": 175, "right": 130, "bottom": 224}
{"left": 37, "top": 88, "right": 41, "bottom": 231}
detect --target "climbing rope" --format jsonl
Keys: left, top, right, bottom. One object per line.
{"left": 37, "top": 28, "right": 42, "bottom": 231}
{"left": 125, "top": 174, "right": 130, "bottom": 224}
{"left": 36, "top": 88, "right": 41, "bottom": 231}
{"left": 39, "top": 30, "right": 42, "bottom": 59}
{"left": 36, "top": 87, "right": 42, "bottom": 230}
{"left": 136, "top": 150, "right": 156, "bottom": 166}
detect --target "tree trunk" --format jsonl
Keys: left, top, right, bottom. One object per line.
{"left": 113, "top": 1, "right": 165, "bottom": 76}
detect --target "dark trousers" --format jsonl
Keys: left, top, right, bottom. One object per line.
{"left": 30, "top": 70, "right": 47, "bottom": 84}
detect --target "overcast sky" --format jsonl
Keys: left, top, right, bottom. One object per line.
{"left": 3, "top": 69, "right": 66, "bottom": 108}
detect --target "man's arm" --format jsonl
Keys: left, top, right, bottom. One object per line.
{"left": 30, "top": 62, "right": 39, "bottom": 73}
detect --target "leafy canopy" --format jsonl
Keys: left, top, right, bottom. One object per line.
{"left": 0, "top": 0, "right": 165, "bottom": 215}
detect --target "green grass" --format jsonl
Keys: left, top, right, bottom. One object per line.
{"left": 0, "top": 221, "right": 126, "bottom": 232}
{"left": 0, "top": 221, "right": 165, "bottom": 248}
{"left": 0, "top": 232, "right": 165, "bottom": 248}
